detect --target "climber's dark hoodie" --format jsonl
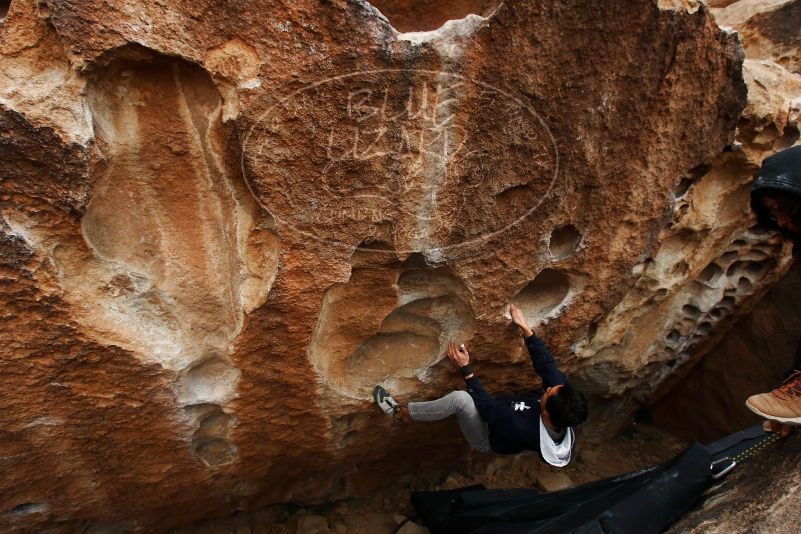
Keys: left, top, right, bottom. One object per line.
{"left": 750, "top": 145, "right": 801, "bottom": 372}
{"left": 464, "top": 335, "right": 574, "bottom": 456}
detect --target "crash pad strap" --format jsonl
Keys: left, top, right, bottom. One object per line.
{"left": 704, "top": 424, "right": 765, "bottom": 456}
{"left": 702, "top": 424, "right": 788, "bottom": 465}
{"left": 729, "top": 431, "right": 783, "bottom": 464}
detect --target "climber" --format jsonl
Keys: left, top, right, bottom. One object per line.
{"left": 745, "top": 144, "right": 801, "bottom": 434}
{"left": 373, "top": 304, "right": 588, "bottom": 466}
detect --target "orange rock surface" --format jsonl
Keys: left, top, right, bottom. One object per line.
{"left": 0, "top": 0, "right": 795, "bottom": 530}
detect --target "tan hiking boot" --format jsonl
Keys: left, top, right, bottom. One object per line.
{"left": 746, "top": 371, "right": 801, "bottom": 425}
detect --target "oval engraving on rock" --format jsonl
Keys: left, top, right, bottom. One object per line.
{"left": 242, "top": 69, "right": 558, "bottom": 254}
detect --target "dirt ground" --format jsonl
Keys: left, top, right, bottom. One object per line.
{"left": 177, "top": 422, "right": 687, "bottom": 534}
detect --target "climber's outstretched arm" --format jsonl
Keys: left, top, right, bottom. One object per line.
{"left": 509, "top": 304, "right": 567, "bottom": 389}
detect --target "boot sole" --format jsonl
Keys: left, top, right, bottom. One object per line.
{"left": 745, "top": 400, "right": 801, "bottom": 425}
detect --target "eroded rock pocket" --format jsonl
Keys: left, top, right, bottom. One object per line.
{"left": 0, "top": 1, "right": 10, "bottom": 25}
{"left": 511, "top": 269, "right": 571, "bottom": 324}
{"left": 185, "top": 404, "right": 238, "bottom": 468}
{"left": 549, "top": 224, "right": 582, "bottom": 260}
{"left": 310, "top": 250, "right": 475, "bottom": 398}
{"left": 659, "top": 228, "right": 783, "bottom": 359}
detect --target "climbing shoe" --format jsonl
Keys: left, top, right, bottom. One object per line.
{"left": 373, "top": 385, "right": 401, "bottom": 416}
{"left": 745, "top": 371, "right": 801, "bottom": 425}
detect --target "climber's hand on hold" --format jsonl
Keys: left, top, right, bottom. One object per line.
{"left": 509, "top": 304, "right": 534, "bottom": 338}
{"left": 447, "top": 341, "right": 470, "bottom": 368}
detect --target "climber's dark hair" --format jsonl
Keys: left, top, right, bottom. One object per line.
{"left": 546, "top": 383, "right": 588, "bottom": 429}
{"left": 751, "top": 190, "right": 801, "bottom": 240}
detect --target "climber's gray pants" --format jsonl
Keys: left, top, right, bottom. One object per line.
{"left": 408, "top": 390, "right": 492, "bottom": 453}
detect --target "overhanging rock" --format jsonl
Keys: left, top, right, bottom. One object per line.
{"left": 0, "top": 0, "right": 768, "bottom": 530}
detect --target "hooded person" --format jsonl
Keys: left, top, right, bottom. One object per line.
{"left": 746, "top": 145, "right": 801, "bottom": 430}
{"left": 372, "top": 304, "right": 588, "bottom": 466}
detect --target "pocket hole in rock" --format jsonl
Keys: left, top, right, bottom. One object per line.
{"left": 0, "top": 1, "right": 10, "bottom": 25}
{"left": 682, "top": 304, "right": 701, "bottom": 320}
{"left": 747, "top": 249, "right": 769, "bottom": 260}
{"left": 6, "top": 503, "right": 47, "bottom": 517}
{"left": 753, "top": 243, "right": 781, "bottom": 256}
{"left": 345, "top": 267, "right": 474, "bottom": 391}
{"left": 549, "top": 224, "right": 582, "bottom": 260}
{"left": 671, "top": 260, "right": 689, "bottom": 277}
{"left": 194, "top": 411, "right": 236, "bottom": 439}
{"left": 709, "top": 307, "right": 728, "bottom": 320}
{"left": 646, "top": 288, "right": 669, "bottom": 306}
{"left": 587, "top": 320, "right": 599, "bottom": 339}
{"left": 186, "top": 405, "right": 238, "bottom": 467}
{"left": 738, "top": 277, "right": 752, "bottom": 291}
{"left": 176, "top": 357, "right": 240, "bottom": 406}
{"left": 745, "top": 260, "right": 772, "bottom": 277}
{"left": 774, "top": 125, "right": 800, "bottom": 151}
{"left": 696, "top": 322, "right": 713, "bottom": 336}
{"left": 719, "top": 296, "right": 735, "bottom": 308}
{"left": 665, "top": 329, "right": 681, "bottom": 344}
{"left": 674, "top": 177, "right": 694, "bottom": 198}
{"left": 310, "top": 252, "right": 475, "bottom": 398}
{"left": 698, "top": 262, "right": 723, "bottom": 284}
{"left": 511, "top": 269, "right": 570, "bottom": 323}
{"left": 652, "top": 288, "right": 669, "bottom": 300}
{"left": 192, "top": 438, "right": 238, "bottom": 467}
{"left": 727, "top": 259, "right": 774, "bottom": 283}
{"left": 673, "top": 164, "right": 709, "bottom": 198}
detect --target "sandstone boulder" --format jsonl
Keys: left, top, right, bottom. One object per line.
{"left": 0, "top": 0, "right": 782, "bottom": 531}
{"left": 651, "top": 266, "right": 801, "bottom": 443}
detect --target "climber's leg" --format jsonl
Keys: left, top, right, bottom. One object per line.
{"left": 407, "top": 390, "right": 491, "bottom": 452}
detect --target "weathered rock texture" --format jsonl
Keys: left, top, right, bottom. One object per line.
{"left": 0, "top": 0, "right": 794, "bottom": 531}
{"left": 572, "top": 52, "right": 801, "bottom": 437}
{"left": 651, "top": 266, "right": 801, "bottom": 443}
{"left": 643, "top": 1, "right": 801, "bottom": 446}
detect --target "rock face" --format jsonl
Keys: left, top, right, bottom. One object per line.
{"left": 0, "top": 0, "right": 792, "bottom": 531}
{"left": 573, "top": 1, "right": 801, "bottom": 437}
{"left": 715, "top": 0, "right": 801, "bottom": 75}
{"left": 645, "top": 1, "right": 801, "bottom": 445}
